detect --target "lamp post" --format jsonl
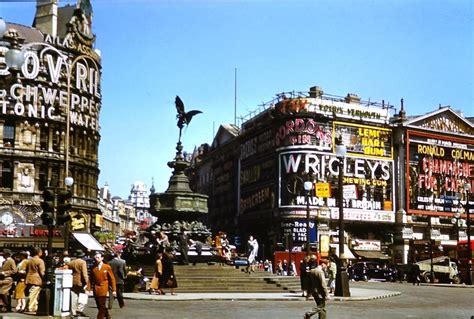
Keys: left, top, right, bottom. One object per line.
{"left": 304, "top": 180, "right": 313, "bottom": 256}
{"left": 464, "top": 182, "right": 472, "bottom": 285}
{"left": 334, "top": 138, "right": 350, "bottom": 297}
{"left": 451, "top": 212, "right": 461, "bottom": 243}
{"left": 427, "top": 215, "right": 435, "bottom": 283}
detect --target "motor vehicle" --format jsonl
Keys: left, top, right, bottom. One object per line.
{"left": 349, "top": 261, "right": 395, "bottom": 282}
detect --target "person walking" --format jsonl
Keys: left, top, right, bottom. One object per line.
{"left": 13, "top": 251, "right": 28, "bottom": 313}
{"left": 108, "top": 251, "right": 127, "bottom": 308}
{"left": 149, "top": 253, "right": 163, "bottom": 295}
{"left": 68, "top": 249, "right": 89, "bottom": 317}
{"left": 87, "top": 252, "right": 116, "bottom": 319}
{"left": 0, "top": 249, "right": 17, "bottom": 312}
{"left": 411, "top": 263, "right": 421, "bottom": 285}
{"left": 300, "top": 256, "right": 310, "bottom": 298}
{"left": 246, "top": 235, "right": 259, "bottom": 273}
{"left": 25, "top": 247, "right": 45, "bottom": 314}
{"left": 305, "top": 260, "right": 329, "bottom": 319}
{"left": 161, "top": 250, "right": 177, "bottom": 295}
{"left": 327, "top": 259, "right": 337, "bottom": 294}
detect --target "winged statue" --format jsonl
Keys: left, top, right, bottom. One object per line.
{"left": 175, "top": 95, "right": 202, "bottom": 143}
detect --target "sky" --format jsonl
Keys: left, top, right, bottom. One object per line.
{"left": 1, "top": 0, "right": 473, "bottom": 199}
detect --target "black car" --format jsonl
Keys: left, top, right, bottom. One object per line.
{"left": 349, "top": 261, "right": 395, "bottom": 282}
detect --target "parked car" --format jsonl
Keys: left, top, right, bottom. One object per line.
{"left": 349, "top": 261, "right": 395, "bottom": 282}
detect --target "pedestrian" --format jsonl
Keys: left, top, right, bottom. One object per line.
{"left": 68, "top": 249, "right": 89, "bottom": 317}
{"left": 0, "top": 249, "right": 17, "bottom": 312}
{"left": 178, "top": 228, "right": 190, "bottom": 265}
{"left": 282, "top": 259, "right": 288, "bottom": 276}
{"left": 25, "top": 247, "right": 45, "bottom": 314}
{"left": 108, "top": 251, "right": 127, "bottom": 308}
{"left": 161, "top": 250, "right": 177, "bottom": 295}
{"left": 411, "top": 263, "right": 421, "bottom": 286}
{"left": 304, "top": 260, "right": 329, "bottom": 319}
{"left": 276, "top": 260, "right": 283, "bottom": 275}
{"left": 156, "top": 231, "right": 170, "bottom": 253}
{"left": 327, "top": 259, "right": 337, "bottom": 294}
{"left": 290, "top": 260, "right": 297, "bottom": 276}
{"left": 149, "top": 252, "right": 164, "bottom": 295}
{"left": 13, "top": 251, "right": 28, "bottom": 313}
{"left": 246, "top": 235, "right": 259, "bottom": 273}
{"left": 300, "top": 256, "right": 310, "bottom": 297}
{"left": 87, "top": 252, "right": 116, "bottom": 319}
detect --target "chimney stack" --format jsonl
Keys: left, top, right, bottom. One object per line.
{"left": 309, "top": 86, "right": 324, "bottom": 98}
{"left": 33, "top": 0, "right": 58, "bottom": 36}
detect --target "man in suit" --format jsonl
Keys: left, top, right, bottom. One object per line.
{"left": 178, "top": 229, "right": 189, "bottom": 265}
{"left": 305, "top": 259, "right": 329, "bottom": 319}
{"left": 108, "top": 251, "right": 127, "bottom": 308}
{"left": 68, "top": 249, "right": 89, "bottom": 317}
{"left": 0, "top": 249, "right": 17, "bottom": 312}
{"left": 87, "top": 252, "right": 116, "bottom": 319}
{"left": 25, "top": 247, "right": 45, "bottom": 314}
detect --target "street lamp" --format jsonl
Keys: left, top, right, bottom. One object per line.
{"left": 304, "top": 180, "right": 313, "bottom": 256}
{"left": 334, "top": 138, "right": 350, "bottom": 297}
{"left": 464, "top": 182, "right": 472, "bottom": 285}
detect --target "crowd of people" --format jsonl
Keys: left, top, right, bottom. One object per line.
{"left": 0, "top": 247, "right": 136, "bottom": 319}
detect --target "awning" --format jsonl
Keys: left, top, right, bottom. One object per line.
{"left": 72, "top": 232, "right": 105, "bottom": 251}
{"left": 329, "top": 244, "right": 356, "bottom": 259}
{"left": 353, "top": 250, "right": 390, "bottom": 260}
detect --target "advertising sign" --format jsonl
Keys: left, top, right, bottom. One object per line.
{"left": 278, "top": 150, "right": 395, "bottom": 222}
{"left": 334, "top": 122, "right": 393, "bottom": 159}
{"left": 406, "top": 131, "right": 474, "bottom": 215}
{"left": 280, "top": 219, "right": 316, "bottom": 243}
{"left": 275, "top": 118, "right": 332, "bottom": 150}
{"left": 0, "top": 43, "right": 101, "bottom": 133}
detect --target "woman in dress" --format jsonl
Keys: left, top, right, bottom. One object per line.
{"left": 14, "top": 251, "right": 28, "bottom": 312}
{"left": 149, "top": 253, "right": 164, "bottom": 295}
{"left": 160, "top": 250, "right": 177, "bottom": 295}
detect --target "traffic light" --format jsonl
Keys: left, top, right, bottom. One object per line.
{"left": 56, "top": 189, "right": 72, "bottom": 225}
{"left": 40, "top": 188, "right": 55, "bottom": 226}
{"left": 424, "top": 241, "right": 430, "bottom": 253}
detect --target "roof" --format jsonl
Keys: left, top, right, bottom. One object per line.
{"left": 5, "top": 22, "right": 43, "bottom": 43}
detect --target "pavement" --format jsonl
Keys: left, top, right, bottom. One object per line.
{"left": 0, "top": 287, "right": 401, "bottom": 318}
{"left": 122, "top": 286, "right": 402, "bottom": 301}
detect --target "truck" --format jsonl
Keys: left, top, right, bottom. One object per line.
{"left": 416, "top": 256, "right": 462, "bottom": 284}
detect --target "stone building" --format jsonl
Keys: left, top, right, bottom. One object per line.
{"left": 0, "top": 0, "right": 102, "bottom": 250}
{"left": 392, "top": 106, "right": 474, "bottom": 265}
{"left": 192, "top": 86, "right": 473, "bottom": 264}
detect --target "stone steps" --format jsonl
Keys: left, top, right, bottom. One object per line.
{"left": 140, "top": 263, "right": 303, "bottom": 293}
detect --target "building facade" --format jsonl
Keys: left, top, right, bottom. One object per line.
{"left": 0, "top": 0, "right": 102, "bottom": 249}
{"left": 193, "top": 86, "right": 473, "bottom": 264}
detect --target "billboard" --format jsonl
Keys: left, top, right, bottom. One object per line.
{"left": 406, "top": 131, "right": 474, "bottom": 215}
{"left": 278, "top": 150, "right": 395, "bottom": 222}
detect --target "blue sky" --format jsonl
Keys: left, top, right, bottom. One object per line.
{"left": 1, "top": 0, "right": 473, "bottom": 199}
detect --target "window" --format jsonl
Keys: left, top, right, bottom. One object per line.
{"left": 38, "top": 163, "right": 48, "bottom": 191}
{"left": 0, "top": 161, "right": 14, "bottom": 189}
{"left": 40, "top": 128, "right": 48, "bottom": 150}
{"left": 3, "top": 123, "right": 15, "bottom": 147}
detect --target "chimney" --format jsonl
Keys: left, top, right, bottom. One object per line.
{"left": 345, "top": 93, "right": 361, "bottom": 104}
{"left": 33, "top": 0, "right": 58, "bottom": 36}
{"left": 309, "top": 86, "right": 324, "bottom": 98}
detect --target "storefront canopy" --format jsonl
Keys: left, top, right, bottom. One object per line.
{"left": 329, "top": 244, "right": 356, "bottom": 259}
{"left": 72, "top": 232, "right": 105, "bottom": 251}
{"left": 353, "top": 250, "right": 391, "bottom": 260}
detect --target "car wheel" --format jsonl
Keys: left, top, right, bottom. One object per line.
{"left": 452, "top": 275, "right": 461, "bottom": 284}
{"left": 423, "top": 273, "right": 431, "bottom": 283}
